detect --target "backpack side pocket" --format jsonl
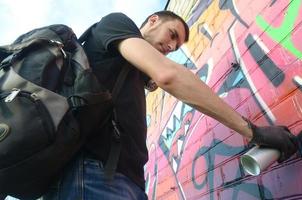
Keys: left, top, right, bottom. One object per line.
{"left": 0, "top": 89, "right": 55, "bottom": 169}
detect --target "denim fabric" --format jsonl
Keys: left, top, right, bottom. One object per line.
{"left": 42, "top": 154, "right": 148, "bottom": 200}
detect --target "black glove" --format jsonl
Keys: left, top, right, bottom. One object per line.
{"left": 243, "top": 117, "right": 298, "bottom": 162}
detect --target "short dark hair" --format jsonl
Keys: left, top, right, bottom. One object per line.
{"left": 140, "top": 10, "right": 190, "bottom": 42}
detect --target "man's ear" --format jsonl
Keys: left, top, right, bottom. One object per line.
{"left": 148, "top": 15, "right": 159, "bottom": 25}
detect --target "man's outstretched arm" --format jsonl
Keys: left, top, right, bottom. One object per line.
{"left": 117, "top": 37, "right": 298, "bottom": 161}
{"left": 118, "top": 38, "right": 252, "bottom": 137}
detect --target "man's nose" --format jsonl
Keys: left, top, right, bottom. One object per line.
{"left": 167, "top": 40, "right": 177, "bottom": 52}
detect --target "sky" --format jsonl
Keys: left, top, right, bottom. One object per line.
{"left": 0, "top": 1, "right": 167, "bottom": 200}
{"left": 0, "top": 0, "right": 167, "bottom": 45}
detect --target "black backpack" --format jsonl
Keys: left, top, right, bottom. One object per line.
{"left": 0, "top": 24, "right": 128, "bottom": 199}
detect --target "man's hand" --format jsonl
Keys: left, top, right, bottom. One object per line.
{"left": 244, "top": 118, "right": 298, "bottom": 162}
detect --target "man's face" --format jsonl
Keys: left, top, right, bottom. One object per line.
{"left": 143, "top": 15, "right": 186, "bottom": 55}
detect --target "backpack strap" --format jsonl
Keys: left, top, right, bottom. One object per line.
{"left": 79, "top": 24, "right": 131, "bottom": 180}
{"left": 78, "top": 23, "right": 97, "bottom": 44}
{"left": 104, "top": 65, "right": 130, "bottom": 180}
{"left": 0, "top": 54, "right": 14, "bottom": 70}
{"left": 111, "top": 66, "right": 130, "bottom": 101}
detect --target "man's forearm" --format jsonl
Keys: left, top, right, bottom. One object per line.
{"left": 161, "top": 63, "right": 253, "bottom": 139}
{"left": 192, "top": 100, "right": 253, "bottom": 139}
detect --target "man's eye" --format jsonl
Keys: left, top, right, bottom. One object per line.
{"left": 170, "top": 30, "right": 175, "bottom": 39}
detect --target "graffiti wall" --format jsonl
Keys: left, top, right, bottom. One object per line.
{"left": 144, "top": 0, "right": 302, "bottom": 199}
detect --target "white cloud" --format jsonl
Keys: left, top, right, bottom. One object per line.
{"left": 0, "top": 0, "right": 167, "bottom": 44}
{"left": 112, "top": 0, "right": 164, "bottom": 25}
{"left": 0, "top": 0, "right": 53, "bottom": 44}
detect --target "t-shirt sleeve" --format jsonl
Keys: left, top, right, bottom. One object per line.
{"left": 91, "top": 12, "right": 142, "bottom": 51}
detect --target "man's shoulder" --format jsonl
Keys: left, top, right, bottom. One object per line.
{"left": 96, "top": 12, "right": 140, "bottom": 36}
{"left": 97, "top": 12, "right": 138, "bottom": 31}
{"left": 104, "top": 12, "right": 132, "bottom": 22}
{"left": 107, "top": 12, "right": 128, "bottom": 17}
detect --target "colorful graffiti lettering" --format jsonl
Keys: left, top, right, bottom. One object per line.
{"left": 145, "top": 0, "right": 302, "bottom": 199}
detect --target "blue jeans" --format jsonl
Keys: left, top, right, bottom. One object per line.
{"left": 42, "top": 153, "right": 148, "bottom": 200}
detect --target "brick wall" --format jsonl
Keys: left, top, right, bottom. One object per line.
{"left": 144, "top": 0, "right": 302, "bottom": 199}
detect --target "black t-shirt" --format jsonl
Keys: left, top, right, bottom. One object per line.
{"left": 82, "top": 13, "right": 149, "bottom": 189}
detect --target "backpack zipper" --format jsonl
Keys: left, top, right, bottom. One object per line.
{"left": 50, "top": 39, "right": 66, "bottom": 58}
{"left": 4, "top": 88, "right": 20, "bottom": 102}
{"left": 2, "top": 88, "right": 55, "bottom": 142}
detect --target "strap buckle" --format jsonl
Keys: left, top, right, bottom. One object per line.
{"left": 67, "top": 95, "right": 87, "bottom": 108}
{"left": 111, "top": 119, "right": 121, "bottom": 141}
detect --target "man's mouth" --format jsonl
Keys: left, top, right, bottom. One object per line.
{"left": 160, "top": 45, "right": 168, "bottom": 55}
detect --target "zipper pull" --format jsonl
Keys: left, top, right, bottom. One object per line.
{"left": 50, "top": 40, "right": 66, "bottom": 58}
{"left": 5, "top": 88, "right": 21, "bottom": 102}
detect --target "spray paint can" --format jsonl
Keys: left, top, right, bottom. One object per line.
{"left": 240, "top": 131, "right": 302, "bottom": 176}
{"left": 240, "top": 146, "right": 280, "bottom": 176}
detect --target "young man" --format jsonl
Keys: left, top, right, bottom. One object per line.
{"left": 43, "top": 11, "right": 298, "bottom": 200}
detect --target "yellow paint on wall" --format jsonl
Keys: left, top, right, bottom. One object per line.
{"left": 169, "top": 0, "right": 232, "bottom": 61}
{"left": 167, "top": 0, "right": 200, "bottom": 21}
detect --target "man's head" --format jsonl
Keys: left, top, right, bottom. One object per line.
{"left": 140, "top": 11, "right": 189, "bottom": 55}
